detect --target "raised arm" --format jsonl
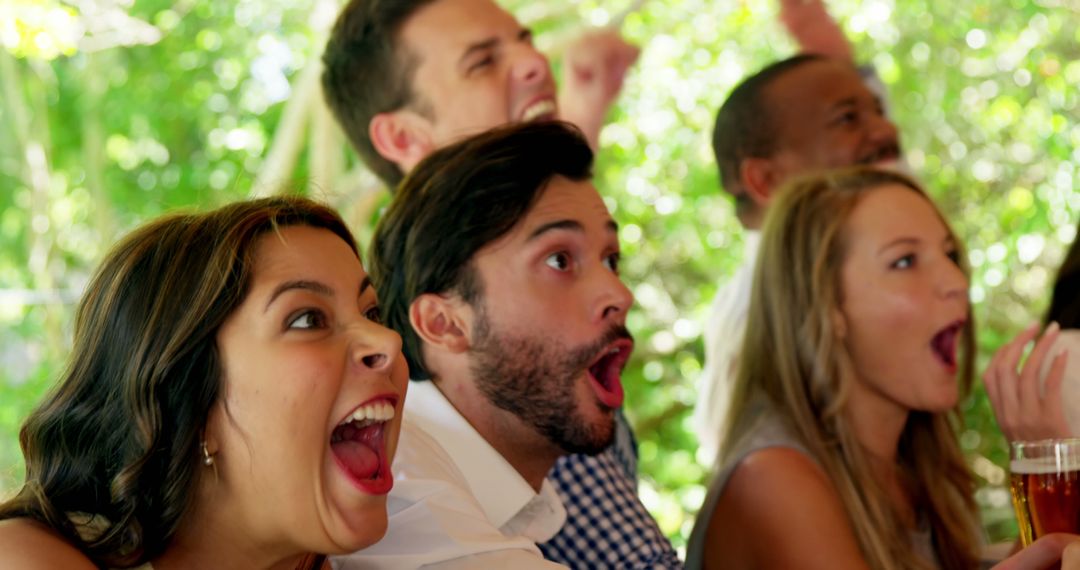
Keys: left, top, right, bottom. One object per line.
{"left": 777, "top": 0, "right": 853, "bottom": 62}
{"left": 557, "top": 29, "right": 639, "bottom": 149}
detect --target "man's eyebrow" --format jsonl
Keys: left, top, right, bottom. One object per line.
{"left": 460, "top": 37, "right": 500, "bottom": 67}
{"left": 829, "top": 96, "right": 859, "bottom": 111}
{"left": 527, "top": 219, "right": 583, "bottom": 241}
{"left": 265, "top": 279, "right": 334, "bottom": 311}
{"left": 359, "top": 275, "right": 372, "bottom": 297}
{"left": 526, "top": 219, "right": 619, "bottom": 241}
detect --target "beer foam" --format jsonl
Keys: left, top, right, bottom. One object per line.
{"left": 1011, "top": 457, "right": 1080, "bottom": 474}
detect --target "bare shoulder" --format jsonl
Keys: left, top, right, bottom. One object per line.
{"left": 0, "top": 518, "right": 96, "bottom": 569}
{"left": 704, "top": 447, "right": 870, "bottom": 570}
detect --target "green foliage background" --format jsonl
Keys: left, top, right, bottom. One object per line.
{"left": 2, "top": 0, "right": 1078, "bottom": 551}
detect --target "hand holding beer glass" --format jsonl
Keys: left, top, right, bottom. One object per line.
{"left": 984, "top": 323, "right": 1080, "bottom": 551}
{"left": 1011, "top": 439, "right": 1080, "bottom": 546}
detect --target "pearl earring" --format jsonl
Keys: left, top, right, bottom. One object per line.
{"left": 201, "top": 441, "right": 215, "bottom": 466}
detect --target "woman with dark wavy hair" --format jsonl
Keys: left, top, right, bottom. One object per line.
{"left": 0, "top": 196, "right": 408, "bottom": 569}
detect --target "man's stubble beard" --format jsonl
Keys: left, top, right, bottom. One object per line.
{"left": 468, "top": 301, "right": 630, "bottom": 456}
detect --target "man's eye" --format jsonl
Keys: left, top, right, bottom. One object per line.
{"left": 603, "top": 252, "right": 620, "bottom": 273}
{"left": 288, "top": 309, "right": 327, "bottom": 330}
{"left": 468, "top": 56, "right": 494, "bottom": 74}
{"left": 545, "top": 252, "right": 572, "bottom": 271}
{"left": 364, "top": 305, "right": 383, "bottom": 325}
{"left": 891, "top": 254, "right": 915, "bottom": 269}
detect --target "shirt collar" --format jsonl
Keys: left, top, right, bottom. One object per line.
{"left": 742, "top": 229, "right": 761, "bottom": 258}
{"left": 403, "top": 380, "right": 566, "bottom": 538}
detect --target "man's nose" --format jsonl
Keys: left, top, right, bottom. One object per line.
{"left": 594, "top": 271, "right": 634, "bottom": 323}
{"left": 510, "top": 44, "right": 551, "bottom": 86}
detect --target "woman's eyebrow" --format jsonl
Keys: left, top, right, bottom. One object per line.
{"left": 265, "top": 279, "right": 334, "bottom": 311}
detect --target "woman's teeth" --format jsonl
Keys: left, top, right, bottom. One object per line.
{"left": 342, "top": 401, "right": 395, "bottom": 427}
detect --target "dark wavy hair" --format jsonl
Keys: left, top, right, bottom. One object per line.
{"left": 368, "top": 121, "right": 594, "bottom": 380}
{"left": 0, "top": 196, "right": 357, "bottom": 567}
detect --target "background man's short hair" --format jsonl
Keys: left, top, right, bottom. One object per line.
{"left": 711, "top": 54, "right": 826, "bottom": 198}
{"left": 321, "top": 0, "right": 438, "bottom": 187}
{"left": 369, "top": 121, "right": 594, "bottom": 379}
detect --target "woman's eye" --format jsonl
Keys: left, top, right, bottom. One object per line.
{"left": 891, "top": 254, "right": 915, "bottom": 269}
{"left": 545, "top": 252, "right": 572, "bottom": 272}
{"left": 603, "top": 252, "right": 620, "bottom": 273}
{"left": 288, "top": 309, "right": 327, "bottom": 330}
{"left": 364, "top": 305, "right": 383, "bottom": 325}
{"left": 946, "top": 249, "right": 961, "bottom": 266}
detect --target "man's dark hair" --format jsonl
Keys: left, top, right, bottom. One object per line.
{"left": 369, "top": 121, "right": 594, "bottom": 379}
{"left": 321, "top": 0, "right": 437, "bottom": 187}
{"left": 712, "top": 54, "right": 825, "bottom": 217}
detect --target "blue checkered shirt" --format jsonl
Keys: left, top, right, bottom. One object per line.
{"left": 540, "top": 412, "right": 683, "bottom": 568}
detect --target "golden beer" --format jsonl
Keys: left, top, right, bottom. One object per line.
{"left": 1009, "top": 440, "right": 1080, "bottom": 546}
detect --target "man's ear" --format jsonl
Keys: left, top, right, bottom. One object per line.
{"left": 409, "top": 293, "right": 472, "bottom": 354}
{"left": 369, "top": 111, "right": 435, "bottom": 172}
{"left": 739, "top": 157, "right": 782, "bottom": 209}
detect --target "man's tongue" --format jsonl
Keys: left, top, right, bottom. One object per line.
{"left": 588, "top": 355, "right": 625, "bottom": 408}
{"left": 331, "top": 423, "right": 382, "bottom": 480}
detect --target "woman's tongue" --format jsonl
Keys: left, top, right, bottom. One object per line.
{"left": 932, "top": 327, "right": 957, "bottom": 367}
{"left": 331, "top": 423, "right": 382, "bottom": 480}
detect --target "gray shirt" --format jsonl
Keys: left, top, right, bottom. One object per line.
{"left": 685, "top": 403, "right": 939, "bottom": 569}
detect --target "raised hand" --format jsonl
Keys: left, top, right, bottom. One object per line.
{"left": 778, "top": 0, "right": 854, "bottom": 62}
{"left": 983, "top": 322, "right": 1071, "bottom": 442}
{"left": 558, "top": 29, "right": 640, "bottom": 149}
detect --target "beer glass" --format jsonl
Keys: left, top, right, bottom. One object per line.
{"left": 1009, "top": 438, "right": 1080, "bottom": 546}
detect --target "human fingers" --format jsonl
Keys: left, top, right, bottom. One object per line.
{"left": 992, "top": 533, "right": 1080, "bottom": 570}
{"left": 985, "top": 323, "right": 1040, "bottom": 440}
{"left": 1063, "top": 539, "right": 1080, "bottom": 570}
{"left": 1017, "top": 323, "right": 1062, "bottom": 422}
{"left": 1037, "top": 348, "right": 1072, "bottom": 438}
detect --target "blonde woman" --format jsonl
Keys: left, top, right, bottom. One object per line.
{"left": 687, "top": 167, "right": 1078, "bottom": 569}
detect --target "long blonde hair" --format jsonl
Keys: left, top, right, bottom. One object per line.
{"left": 722, "top": 167, "right": 981, "bottom": 569}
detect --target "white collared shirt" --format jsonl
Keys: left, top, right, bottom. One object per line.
{"left": 693, "top": 230, "right": 760, "bottom": 467}
{"left": 333, "top": 380, "right": 567, "bottom": 569}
